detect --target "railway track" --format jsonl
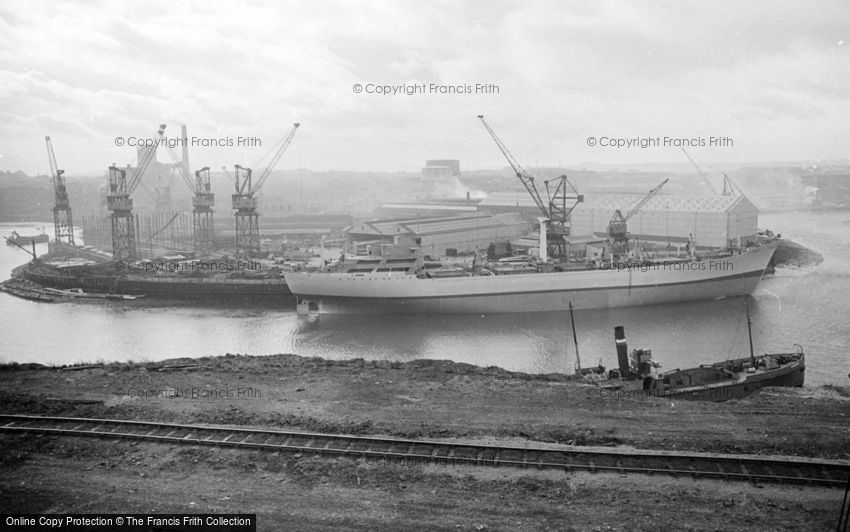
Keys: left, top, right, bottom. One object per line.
{"left": 1, "top": 414, "right": 847, "bottom": 487}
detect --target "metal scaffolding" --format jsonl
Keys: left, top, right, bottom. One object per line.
{"left": 81, "top": 210, "right": 194, "bottom": 258}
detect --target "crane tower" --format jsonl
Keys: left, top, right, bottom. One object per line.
{"left": 607, "top": 178, "right": 669, "bottom": 260}
{"left": 45, "top": 136, "right": 75, "bottom": 246}
{"left": 107, "top": 124, "right": 165, "bottom": 261}
{"left": 159, "top": 126, "right": 216, "bottom": 255}
{"left": 232, "top": 122, "right": 300, "bottom": 258}
{"left": 477, "top": 115, "right": 583, "bottom": 260}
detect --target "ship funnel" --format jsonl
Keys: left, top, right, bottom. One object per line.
{"left": 614, "top": 326, "right": 630, "bottom": 377}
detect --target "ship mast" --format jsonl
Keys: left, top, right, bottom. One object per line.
{"left": 569, "top": 301, "right": 581, "bottom": 375}
{"left": 746, "top": 298, "right": 755, "bottom": 366}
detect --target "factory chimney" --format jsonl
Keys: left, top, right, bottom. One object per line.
{"left": 181, "top": 124, "right": 190, "bottom": 175}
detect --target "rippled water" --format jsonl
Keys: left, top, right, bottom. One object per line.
{"left": 1, "top": 210, "right": 847, "bottom": 386}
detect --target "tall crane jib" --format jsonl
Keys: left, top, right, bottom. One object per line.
{"left": 232, "top": 122, "right": 300, "bottom": 258}
{"left": 107, "top": 124, "right": 166, "bottom": 261}
{"left": 159, "top": 127, "right": 216, "bottom": 255}
{"left": 477, "top": 115, "right": 582, "bottom": 260}
{"left": 45, "top": 136, "right": 75, "bottom": 246}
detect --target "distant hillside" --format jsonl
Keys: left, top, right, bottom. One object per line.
{"left": 2, "top": 162, "right": 842, "bottom": 224}
{"left": 0, "top": 171, "right": 103, "bottom": 223}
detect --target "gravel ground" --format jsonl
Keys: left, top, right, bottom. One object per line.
{"left": 1, "top": 354, "right": 848, "bottom": 531}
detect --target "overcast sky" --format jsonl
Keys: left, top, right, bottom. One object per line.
{"left": 1, "top": 0, "right": 848, "bottom": 176}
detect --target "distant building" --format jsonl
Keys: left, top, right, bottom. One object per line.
{"left": 344, "top": 213, "right": 531, "bottom": 257}
{"left": 421, "top": 159, "right": 461, "bottom": 181}
{"left": 253, "top": 214, "right": 354, "bottom": 239}
{"left": 373, "top": 201, "right": 480, "bottom": 219}
{"left": 478, "top": 192, "right": 545, "bottom": 222}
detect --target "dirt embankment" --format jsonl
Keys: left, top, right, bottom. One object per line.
{"left": 1, "top": 353, "right": 848, "bottom": 531}
{"left": 2, "top": 353, "right": 848, "bottom": 457}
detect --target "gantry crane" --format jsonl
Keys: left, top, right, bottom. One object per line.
{"left": 107, "top": 124, "right": 165, "bottom": 261}
{"left": 607, "top": 178, "right": 669, "bottom": 259}
{"left": 159, "top": 133, "right": 216, "bottom": 254}
{"left": 45, "top": 136, "right": 75, "bottom": 246}
{"left": 232, "top": 122, "right": 300, "bottom": 257}
{"left": 477, "top": 115, "right": 583, "bottom": 260}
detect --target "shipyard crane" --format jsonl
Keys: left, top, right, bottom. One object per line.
{"left": 607, "top": 178, "right": 669, "bottom": 259}
{"left": 232, "top": 122, "right": 300, "bottom": 257}
{"left": 45, "top": 136, "right": 75, "bottom": 246}
{"left": 160, "top": 137, "right": 216, "bottom": 254}
{"left": 107, "top": 124, "right": 166, "bottom": 261}
{"left": 681, "top": 147, "right": 720, "bottom": 195}
{"left": 721, "top": 173, "right": 743, "bottom": 196}
{"left": 477, "top": 115, "right": 583, "bottom": 260}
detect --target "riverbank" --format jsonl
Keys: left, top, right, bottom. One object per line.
{"left": 1, "top": 353, "right": 848, "bottom": 530}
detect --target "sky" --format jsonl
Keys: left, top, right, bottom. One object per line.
{"left": 1, "top": 0, "right": 848, "bottom": 176}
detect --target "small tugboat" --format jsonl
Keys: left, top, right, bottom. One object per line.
{"left": 573, "top": 301, "right": 805, "bottom": 401}
{"left": 5, "top": 229, "right": 49, "bottom": 246}
{"left": 599, "top": 325, "right": 805, "bottom": 401}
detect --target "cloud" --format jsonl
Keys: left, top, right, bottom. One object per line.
{"left": 1, "top": 0, "right": 848, "bottom": 176}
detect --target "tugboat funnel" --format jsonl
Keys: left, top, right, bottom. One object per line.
{"left": 615, "top": 326, "right": 630, "bottom": 377}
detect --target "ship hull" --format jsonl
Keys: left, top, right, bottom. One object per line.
{"left": 286, "top": 245, "right": 776, "bottom": 314}
{"left": 656, "top": 355, "right": 805, "bottom": 402}
{"left": 602, "top": 353, "right": 805, "bottom": 402}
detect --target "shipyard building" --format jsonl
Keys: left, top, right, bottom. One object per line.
{"left": 344, "top": 213, "right": 530, "bottom": 257}
{"left": 479, "top": 192, "right": 759, "bottom": 249}
{"left": 421, "top": 159, "right": 461, "bottom": 180}
{"left": 373, "top": 201, "right": 479, "bottom": 219}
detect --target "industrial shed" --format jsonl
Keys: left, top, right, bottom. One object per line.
{"left": 344, "top": 213, "right": 531, "bottom": 257}
{"left": 479, "top": 191, "right": 759, "bottom": 249}
{"left": 373, "top": 202, "right": 480, "bottom": 219}
{"left": 478, "top": 192, "right": 545, "bottom": 222}
{"left": 570, "top": 194, "right": 759, "bottom": 249}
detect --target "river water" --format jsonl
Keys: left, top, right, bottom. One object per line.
{"left": 1, "top": 210, "right": 847, "bottom": 386}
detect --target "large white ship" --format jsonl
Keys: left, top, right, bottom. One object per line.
{"left": 285, "top": 244, "right": 777, "bottom": 314}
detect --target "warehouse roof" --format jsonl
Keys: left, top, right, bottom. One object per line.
{"left": 478, "top": 192, "right": 541, "bottom": 209}
{"left": 346, "top": 213, "right": 528, "bottom": 237}
{"left": 379, "top": 202, "right": 479, "bottom": 212}
{"left": 480, "top": 192, "right": 751, "bottom": 214}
